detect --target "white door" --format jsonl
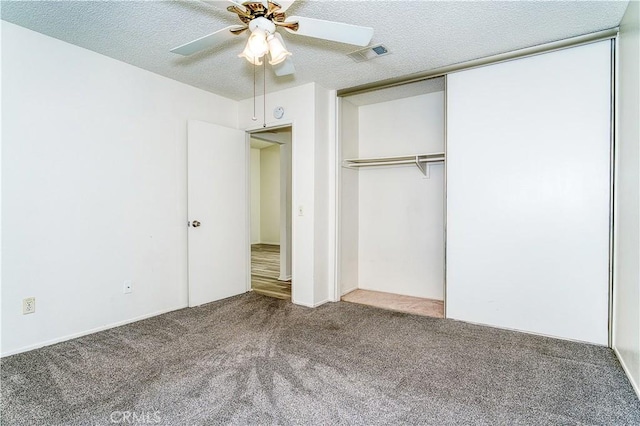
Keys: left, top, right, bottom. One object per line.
{"left": 446, "top": 41, "right": 611, "bottom": 345}
{"left": 188, "top": 120, "right": 248, "bottom": 307}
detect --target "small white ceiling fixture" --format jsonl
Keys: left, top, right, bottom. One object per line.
{"left": 170, "top": 0, "right": 374, "bottom": 77}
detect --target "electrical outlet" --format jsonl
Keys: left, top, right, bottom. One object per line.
{"left": 23, "top": 297, "right": 35, "bottom": 315}
{"left": 124, "top": 280, "right": 133, "bottom": 294}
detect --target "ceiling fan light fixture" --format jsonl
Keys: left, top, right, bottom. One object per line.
{"left": 238, "top": 43, "right": 263, "bottom": 65}
{"left": 267, "top": 33, "right": 292, "bottom": 65}
{"left": 246, "top": 27, "right": 269, "bottom": 58}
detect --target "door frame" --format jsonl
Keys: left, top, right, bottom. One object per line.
{"left": 245, "top": 121, "right": 295, "bottom": 299}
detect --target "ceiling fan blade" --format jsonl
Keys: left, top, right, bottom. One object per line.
{"left": 170, "top": 25, "right": 246, "bottom": 56}
{"left": 276, "top": 0, "right": 296, "bottom": 12}
{"left": 273, "top": 57, "right": 295, "bottom": 76}
{"left": 284, "top": 16, "right": 373, "bottom": 46}
{"left": 226, "top": 0, "right": 246, "bottom": 9}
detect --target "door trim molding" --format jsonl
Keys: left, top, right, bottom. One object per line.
{"left": 245, "top": 121, "right": 295, "bottom": 299}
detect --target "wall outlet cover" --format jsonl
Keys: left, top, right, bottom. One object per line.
{"left": 23, "top": 297, "right": 35, "bottom": 314}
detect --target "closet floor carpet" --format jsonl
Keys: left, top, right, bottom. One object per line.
{"left": 2, "top": 292, "right": 639, "bottom": 425}
{"left": 342, "top": 289, "right": 444, "bottom": 318}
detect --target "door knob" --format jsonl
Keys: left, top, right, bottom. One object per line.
{"left": 192, "top": 220, "right": 201, "bottom": 228}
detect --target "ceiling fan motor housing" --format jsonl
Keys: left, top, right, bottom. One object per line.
{"left": 249, "top": 16, "right": 276, "bottom": 35}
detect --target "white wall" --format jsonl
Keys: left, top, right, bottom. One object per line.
{"left": 259, "top": 144, "right": 280, "bottom": 245}
{"left": 0, "top": 21, "right": 3, "bottom": 348}
{"left": 446, "top": 41, "right": 611, "bottom": 345}
{"left": 250, "top": 147, "right": 261, "bottom": 244}
{"left": 279, "top": 135, "right": 293, "bottom": 281}
{"left": 1, "top": 22, "right": 238, "bottom": 356}
{"left": 356, "top": 92, "right": 445, "bottom": 300}
{"left": 614, "top": 0, "right": 640, "bottom": 397}
{"left": 339, "top": 99, "right": 360, "bottom": 295}
{"left": 314, "top": 84, "right": 333, "bottom": 304}
{"left": 238, "top": 83, "right": 334, "bottom": 307}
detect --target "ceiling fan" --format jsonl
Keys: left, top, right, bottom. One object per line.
{"left": 170, "top": 0, "right": 374, "bottom": 76}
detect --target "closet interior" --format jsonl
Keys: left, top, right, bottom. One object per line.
{"left": 336, "top": 40, "right": 611, "bottom": 344}
{"left": 338, "top": 77, "right": 446, "bottom": 318}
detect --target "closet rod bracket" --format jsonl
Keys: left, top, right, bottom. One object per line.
{"left": 415, "top": 155, "right": 429, "bottom": 178}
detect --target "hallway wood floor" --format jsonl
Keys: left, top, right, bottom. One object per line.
{"left": 251, "top": 244, "right": 291, "bottom": 300}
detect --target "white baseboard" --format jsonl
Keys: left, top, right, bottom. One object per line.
{"left": 1, "top": 304, "right": 187, "bottom": 358}
{"left": 341, "top": 285, "right": 358, "bottom": 297}
{"left": 614, "top": 346, "right": 640, "bottom": 400}
{"left": 278, "top": 275, "right": 292, "bottom": 281}
{"left": 292, "top": 298, "right": 330, "bottom": 308}
{"left": 259, "top": 241, "right": 280, "bottom": 246}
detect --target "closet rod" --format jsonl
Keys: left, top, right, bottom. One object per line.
{"left": 345, "top": 158, "right": 444, "bottom": 167}
{"left": 343, "top": 155, "right": 444, "bottom": 177}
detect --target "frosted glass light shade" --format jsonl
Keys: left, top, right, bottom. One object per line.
{"left": 247, "top": 28, "right": 269, "bottom": 58}
{"left": 238, "top": 44, "right": 263, "bottom": 65}
{"left": 268, "top": 33, "right": 292, "bottom": 65}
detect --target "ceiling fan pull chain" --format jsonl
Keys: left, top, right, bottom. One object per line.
{"left": 252, "top": 63, "right": 257, "bottom": 121}
{"left": 263, "top": 59, "right": 267, "bottom": 128}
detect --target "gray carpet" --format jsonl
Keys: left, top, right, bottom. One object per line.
{"left": 1, "top": 292, "right": 639, "bottom": 425}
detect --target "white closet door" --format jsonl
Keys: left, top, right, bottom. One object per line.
{"left": 446, "top": 41, "right": 612, "bottom": 345}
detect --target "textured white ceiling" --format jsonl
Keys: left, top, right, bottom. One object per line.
{"left": 1, "top": 1, "right": 629, "bottom": 101}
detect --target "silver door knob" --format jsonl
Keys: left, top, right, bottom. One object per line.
{"left": 192, "top": 220, "right": 201, "bottom": 228}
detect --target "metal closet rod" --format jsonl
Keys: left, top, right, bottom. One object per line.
{"left": 337, "top": 27, "right": 619, "bottom": 98}
{"left": 343, "top": 154, "right": 445, "bottom": 177}
{"left": 346, "top": 158, "right": 444, "bottom": 167}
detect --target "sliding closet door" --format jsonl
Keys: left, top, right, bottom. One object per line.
{"left": 446, "top": 41, "right": 611, "bottom": 345}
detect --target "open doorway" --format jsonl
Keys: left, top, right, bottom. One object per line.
{"left": 249, "top": 127, "right": 292, "bottom": 300}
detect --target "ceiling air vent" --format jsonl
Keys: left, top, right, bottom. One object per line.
{"left": 348, "top": 44, "right": 390, "bottom": 62}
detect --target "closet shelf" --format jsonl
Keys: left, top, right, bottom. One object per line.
{"left": 342, "top": 153, "right": 445, "bottom": 177}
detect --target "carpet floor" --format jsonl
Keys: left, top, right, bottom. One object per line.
{"left": 2, "top": 292, "right": 639, "bottom": 425}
